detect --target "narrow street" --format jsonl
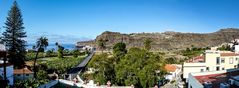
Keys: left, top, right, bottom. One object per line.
{"left": 67, "top": 50, "right": 95, "bottom": 80}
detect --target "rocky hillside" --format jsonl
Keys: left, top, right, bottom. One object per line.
{"left": 77, "top": 28, "right": 239, "bottom": 51}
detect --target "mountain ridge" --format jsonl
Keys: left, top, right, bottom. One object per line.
{"left": 77, "top": 28, "right": 239, "bottom": 51}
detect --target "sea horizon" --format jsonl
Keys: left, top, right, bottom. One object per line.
{"left": 26, "top": 43, "right": 76, "bottom": 51}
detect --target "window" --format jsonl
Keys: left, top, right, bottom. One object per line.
{"left": 216, "top": 57, "right": 220, "bottom": 65}
{"left": 221, "top": 58, "right": 225, "bottom": 63}
{"left": 236, "top": 58, "right": 239, "bottom": 61}
{"left": 216, "top": 66, "right": 220, "bottom": 71}
{"left": 206, "top": 67, "right": 209, "bottom": 71}
{"left": 17, "top": 74, "right": 20, "bottom": 76}
{"left": 201, "top": 69, "right": 204, "bottom": 72}
{"left": 26, "top": 74, "right": 29, "bottom": 76}
{"left": 230, "top": 58, "right": 234, "bottom": 64}
{"left": 222, "top": 67, "right": 225, "bottom": 70}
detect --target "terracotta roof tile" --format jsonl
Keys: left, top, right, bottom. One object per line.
{"left": 14, "top": 68, "right": 33, "bottom": 74}
{"left": 164, "top": 64, "right": 177, "bottom": 72}
{"left": 187, "top": 56, "right": 205, "bottom": 63}
{"left": 220, "top": 53, "right": 239, "bottom": 56}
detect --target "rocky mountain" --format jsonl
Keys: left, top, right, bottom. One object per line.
{"left": 77, "top": 28, "right": 239, "bottom": 51}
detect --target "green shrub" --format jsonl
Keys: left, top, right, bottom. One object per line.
{"left": 38, "top": 56, "right": 86, "bottom": 76}
{"left": 26, "top": 52, "right": 45, "bottom": 61}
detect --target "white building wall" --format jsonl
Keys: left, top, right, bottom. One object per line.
{"left": 183, "top": 63, "right": 206, "bottom": 80}
{"left": 205, "top": 51, "right": 220, "bottom": 71}
{"left": 221, "top": 56, "right": 239, "bottom": 70}
{"left": 184, "top": 51, "right": 239, "bottom": 82}
{"left": 188, "top": 73, "right": 203, "bottom": 88}
{"left": 235, "top": 45, "right": 239, "bottom": 52}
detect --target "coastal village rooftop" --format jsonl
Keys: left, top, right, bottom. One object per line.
{"left": 165, "top": 64, "right": 178, "bottom": 72}
{"left": 194, "top": 70, "right": 239, "bottom": 88}
{"left": 189, "top": 68, "right": 239, "bottom": 88}
{"left": 13, "top": 67, "right": 33, "bottom": 75}
{"left": 186, "top": 50, "right": 239, "bottom": 63}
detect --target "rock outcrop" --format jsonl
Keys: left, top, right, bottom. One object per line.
{"left": 77, "top": 28, "right": 239, "bottom": 51}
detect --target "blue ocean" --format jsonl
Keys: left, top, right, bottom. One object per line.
{"left": 26, "top": 43, "right": 76, "bottom": 51}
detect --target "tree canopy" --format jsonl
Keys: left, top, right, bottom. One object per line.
{"left": 113, "top": 42, "right": 127, "bottom": 62}
{"left": 2, "top": 1, "right": 27, "bottom": 68}
{"left": 88, "top": 47, "right": 166, "bottom": 88}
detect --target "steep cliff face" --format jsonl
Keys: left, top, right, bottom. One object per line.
{"left": 77, "top": 28, "right": 239, "bottom": 51}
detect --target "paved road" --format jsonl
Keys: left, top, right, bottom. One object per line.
{"left": 77, "top": 51, "right": 95, "bottom": 67}
{"left": 67, "top": 50, "right": 95, "bottom": 77}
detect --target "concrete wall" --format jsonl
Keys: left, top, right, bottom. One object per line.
{"left": 188, "top": 73, "right": 203, "bottom": 88}
{"left": 14, "top": 73, "right": 33, "bottom": 80}
{"left": 191, "top": 68, "right": 239, "bottom": 76}
{"left": 183, "top": 63, "right": 206, "bottom": 79}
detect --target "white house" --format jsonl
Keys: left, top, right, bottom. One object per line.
{"left": 164, "top": 64, "right": 181, "bottom": 81}
{"left": 82, "top": 46, "right": 93, "bottom": 51}
{"left": 14, "top": 67, "right": 34, "bottom": 80}
{"left": 183, "top": 50, "right": 239, "bottom": 82}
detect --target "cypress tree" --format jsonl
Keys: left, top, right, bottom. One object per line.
{"left": 2, "top": 1, "right": 27, "bottom": 68}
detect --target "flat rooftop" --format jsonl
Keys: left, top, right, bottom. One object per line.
{"left": 186, "top": 56, "right": 205, "bottom": 63}
{"left": 194, "top": 70, "right": 239, "bottom": 88}
{"left": 186, "top": 51, "right": 239, "bottom": 63}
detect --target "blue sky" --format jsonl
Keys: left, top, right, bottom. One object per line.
{"left": 0, "top": 0, "right": 239, "bottom": 44}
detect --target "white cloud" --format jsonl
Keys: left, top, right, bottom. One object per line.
{"left": 26, "top": 32, "right": 92, "bottom": 44}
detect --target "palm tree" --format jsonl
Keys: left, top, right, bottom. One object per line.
{"left": 33, "top": 36, "right": 48, "bottom": 78}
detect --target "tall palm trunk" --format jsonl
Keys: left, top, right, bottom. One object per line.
{"left": 33, "top": 47, "right": 40, "bottom": 79}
